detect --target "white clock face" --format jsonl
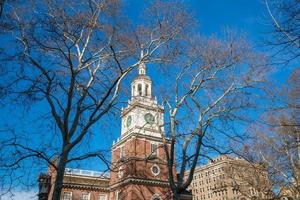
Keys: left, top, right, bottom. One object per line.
{"left": 144, "top": 113, "right": 155, "bottom": 124}
{"left": 126, "top": 115, "right": 132, "bottom": 127}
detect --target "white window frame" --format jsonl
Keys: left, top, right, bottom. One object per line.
{"left": 62, "top": 192, "right": 72, "bottom": 200}
{"left": 150, "top": 142, "right": 159, "bottom": 157}
{"left": 81, "top": 192, "right": 90, "bottom": 200}
{"left": 118, "top": 166, "right": 124, "bottom": 179}
{"left": 151, "top": 164, "right": 160, "bottom": 176}
{"left": 151, "top": 194, "right": 162, "bottom": 200}
{"left": 99, "top": 194, "right": 107, "bottom": 200}
{"left": 116, "top": 191, "right": 121, "bottom": 200}
{"left": 119, "top": 145, "right": 125, "bottom": 159}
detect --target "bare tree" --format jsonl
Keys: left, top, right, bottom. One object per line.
{"left": 265, "top": 0, "right": 300, "bottom": 63}
{"left": 0, "top": 0, "right": 5, "bottom": 17}
{"left": 224, "top": 158, "right": 273, "bottom": 200}
{"left": 156, "top": 31, "right": 267, "bottom": 199}
{"left": 0, "top": 0, "right": 190, "bottom": 199}
{"left": 234, "top": 68, "right": 300, "bottom": 200}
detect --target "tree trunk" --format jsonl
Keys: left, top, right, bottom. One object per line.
{"left": 173, "top": 190, "right": 179, "bottom": 200}
{"left": 52, "top": 150, "right": 69, "bottom": 200}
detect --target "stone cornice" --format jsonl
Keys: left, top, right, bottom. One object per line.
{"left": 109, "top": 177, "right": 170, "bottom": 190}
{"left": 112, "top": 132, "right": 171, "bottom": 149}
{"left": 121, "top": 100, "right": 164, "bottom": 117}
{"left": 63, "top": 183, "right": 109, "bottom": 191}
{"left": 112, "top": 156, "right": 169, "bottom": 166}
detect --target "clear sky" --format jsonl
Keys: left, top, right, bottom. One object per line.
{"left": 125, "top": 0, "right": 269, "bottom": 41}
{"left": 73, "top": 0, "right": 284, "bottom": 173}
{"left": 1, "top": 0, "right": 295, "bottom": 199}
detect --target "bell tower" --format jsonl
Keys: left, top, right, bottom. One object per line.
{"left": 120, "top": 60, "right": 164, "bottom": 138}
{"left": 109, "top": 57, "right": 172, "bottom": 200}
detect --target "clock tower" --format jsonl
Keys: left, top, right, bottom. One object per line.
{"left": 109, "top": 61, "right": 172, "bottom": 200}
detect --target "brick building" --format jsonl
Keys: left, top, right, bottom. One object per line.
{"left": 186, "top": 155, "right": 272, "bottom": 200}
{"left": 38, "top": 62, "right": 177, "bottom": 200}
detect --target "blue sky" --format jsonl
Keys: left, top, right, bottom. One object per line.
{"left": 0, "top": 0, "right": 271, "bottom": 167}
{"left": 125, "top": 0, "right": 269, "bottom": 40}
{"left": 1, "top": 0, "right": 295, "bottom": 198}
{"left": 81, "top": 0, "right": 276, "bottom": 171}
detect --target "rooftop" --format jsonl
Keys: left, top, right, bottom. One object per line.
{"left": 65, "top": 168, "right": 110, "bottom": 178}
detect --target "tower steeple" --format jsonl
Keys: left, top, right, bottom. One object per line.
{"left": 138, "top": 62, "right": 146, "bottom": 75}
{"left": 118, "top": 52, "right": 164, "bottom": 137}
{"left": 109, "top": 52, "right": 171, "bottom": 199}
{"left": 138, "top": 50, "right": 146, "bottom": 75}
{"left": 131, "top": 60, "right": 152, "bottom": 99}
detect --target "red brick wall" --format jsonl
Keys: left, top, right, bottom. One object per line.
{"left": 109, "top": 136, "right": 174, "bottom": 199}
{"left": 60, "top": 188, "right": 109, "bottom": 200}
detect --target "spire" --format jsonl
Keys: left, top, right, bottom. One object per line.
{"left": 131, "top": 50, "right": 152, "bottom": 98}
{"left": 138, "top": 63, "right": 146, "bottom": 75}
{"left": 138, "top": 50, "right": 146, "bottom": 75}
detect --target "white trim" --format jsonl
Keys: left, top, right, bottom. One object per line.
{"left": 150, "top": 142, "right": 159, "bottom": 157}
{"left": 98, "top": 194, "right": 107, "bottom": 200}
{"left": 118, "top": 166, "right": 124, "bottom": 179}
{"left": 116, "top": 191, "right": 121, "bottom": 200}
{"left": 151, "top": 194, "right": 162, "bottom": 200}
{"left": 151, "top": 164, "right": 160, "bottom": 176}
{"left": 119, "top": 145, "right": 125, "bottom": 159}
{"left": 62, "top": 192, "right": 72, "bottom": 200}
{"left": 81, "top": 192, "right": 90, "bottom": 200}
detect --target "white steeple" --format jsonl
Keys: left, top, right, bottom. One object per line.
{"left": 131, "top": 51, "right": 152, "bottom": 99}
{"left": 119, "top": 51, "right": 165, "bottom": 138}
{"left": 138, "top": 50, "right": 146, "bottom": 75}
{"left": 138, "top": 62, "right": 146, "bottom": 75}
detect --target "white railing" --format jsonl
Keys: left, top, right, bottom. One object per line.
{"left": 65, "top": 168, "right": 109, "bottom": 178}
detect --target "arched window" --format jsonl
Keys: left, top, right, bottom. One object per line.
{"left": 145, "top": 84, "right": 148, "bottom": 96}
{"left": 151, "top": 194, "right": 161, "bottom": 200}
{"left": 138, "top": 84, "right": 142, "bottom": 96}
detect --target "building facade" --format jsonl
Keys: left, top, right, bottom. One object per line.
{"left": 186, "top": 155, "right": 272, "bottom": 200}
{"left": 38, "top": 62, "right": 174, "bottom": 200}
{"left": 108, "top": 62, "right": 172, "bottom": 199}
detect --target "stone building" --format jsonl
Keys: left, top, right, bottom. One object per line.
{"left": 38, "top": 62, "right": 178, "bottom": 200}
{"left": 186, "top": 155, "right": 272, "bottom": 200}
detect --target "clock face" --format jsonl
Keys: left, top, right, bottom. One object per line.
{"left": 144, "top": 113, "right": 155, "bottom": 124}
{"left": 126, "top": 116, "right": 132, "bottom": 127}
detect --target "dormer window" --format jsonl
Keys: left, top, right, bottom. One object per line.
{"left": 138, "top": 84, "right": 142, "bottom": 96}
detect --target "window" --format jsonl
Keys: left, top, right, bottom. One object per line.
{"left": 99, "top": 194, "right": 107, "bottom": 200}
{"left": 62, "top": 192, "right": 72, "bottom": 200}
{"left": 151, "top": 164, "right": 160, "bottom": 176}
{"left": 116, "top": 191, "right": 123, "bottom": 200}
{"left": 151, "top": 143, "right": 158, "bottom": 156}
{"left": 81, "top": 193, "right": 90, "bottom": 200}
{"left": 119, "top": 146, "right": 125, "bottom": 159}
{"left": 138, "top": 84, "right": 142, "bottom": 96}
{"left": 145, "top": 84, "right": 148, "bottom": 96}
{"left": 118, "top": 166, "right": 124, "bottom": 179}
{"left": 151, "top": 194, "right": 161, "bottom": 200}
